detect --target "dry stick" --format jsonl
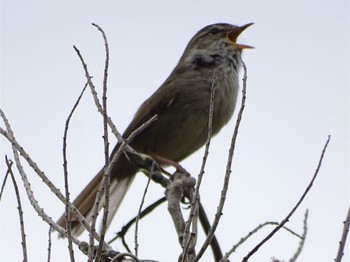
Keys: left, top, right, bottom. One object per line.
{"left": 0, "top": 159, "right": 10, "bottom": 200}
{"left": 89, "top": 23, "right": 112, "bottom": 262}
{"left": 62, "top": 81, "right": 88, "bottom": 262}
{"left": 134, "top": 163, "right": 156, "bottom": 257}
{"left": 220, "top": 220, "right": 304, "bottom": 262}
{"left": 73, "top": 45, "right": 124, "bottom": 145}
{"left": 47, "top": 226, "right": 52, "bottom": 262}
{"left": 198, "top": 202, "right": 224, "bottom": 261}
{"left": 72, "top": 39, "right": 114, "bottom": 261}
{"left": 182, "top": 71, "right": 217, "bottom": 261}
{"left": 93, "top": 115, "right": 158, "bottom": 253}
{"left": 0, "top": 109, "right": 96, "bottom": 244}
{"left": 289, "top": 209, "right": 308, "bottom": 262}
{"left": 195, "top": 55, "right": 249, "bottom": 262}
{"left": 5, "top": 156, "right": 28, "bottom": 262}
{"left": 73, "top": 46, "right": 139, "bottom": 156}
{"left": 73, "top": 39, "right": 158, "bottom": 247}
{"left": 0, "top": 109, "right": 97, "bottom": 237}
{"left": 74, "top": 40, "right": 158, "bottom": 260}
{"left": 335, "top": 206, "right": 350, "bottom": 262}
{"left": 71, "top": 44, "right": 108, "bottom": 261}
{"left": 109, "top": 197, "right": 167, "bottom": 251}
{"left": 242, "top": 135, "right": 331, "bottom": 262}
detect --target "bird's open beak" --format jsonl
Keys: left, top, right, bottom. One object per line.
{"left": 227, "top": 23, "right": 254, "bottom": 49}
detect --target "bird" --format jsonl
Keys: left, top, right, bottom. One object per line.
{"left": 57, "top": 22, "right": 253, "bottom": 236}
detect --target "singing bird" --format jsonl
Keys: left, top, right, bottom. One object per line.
{"left": 57, "top": 23, "right": 253, "bottom": 236}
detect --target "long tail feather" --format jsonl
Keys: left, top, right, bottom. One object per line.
{"left": 57, "top": 155, "right": 137, "bottom": 237}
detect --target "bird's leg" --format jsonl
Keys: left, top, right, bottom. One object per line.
{"left": 150, "top": 153, "right": 187, "bottom": 174}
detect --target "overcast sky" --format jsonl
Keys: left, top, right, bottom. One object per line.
{"left": 1, "top": 1, "right": 349, "bottom": 261}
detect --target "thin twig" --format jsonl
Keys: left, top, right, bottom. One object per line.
{"left": 242, "top": 135, "right": 331, "bottom": 262}
{"left": 83, "top": 112, "right": 158, "bottom": 257}
{"left": 108, "top": 197, "right": 167, "bottom": 250}
{"left": 195, "top": 55, "right": 249, "bottom": 262}
{"left": 47, "top": 226, "right": 52, "bottom": 262}
{"left": 72, "top": 45, "right": 124, "bottom": 145}
{"left": 198, "top": 202, "right": 223, "bottom": 261}
{"left": 6, "top": 156, "right": 28, "bottom": 262}
{"left": 220, "top": 220, "right": 303, "bottom": 261}
{"left": 72, "top": 43, "right": 145, "bottom": 154}
{"left": 0, "top": 109, "right": 100, "bottom": 245}
{"left": 134, "top": 162, "right": 156, "bottom": 257}
{"left": 289, "top": 209, "right": 308, "bottom": 262}
{"left": 182, "top": 71, "right": 217, "bottom": 261}
{"left": 63, "top": 82, "right": 88, "bottom": 262}
{"left": 0, "top": 159, "right": 10, "bottom": 200}
{"left": 335, "top": 206, "right": 350, "bottom": 262}
{"left": 88, "top": 23, "right": 112, "bottom": 262}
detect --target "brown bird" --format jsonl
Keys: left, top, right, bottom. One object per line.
{"left": 57, "top": 22, "right": 253, "bottom": 236}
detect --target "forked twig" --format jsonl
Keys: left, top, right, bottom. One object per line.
{"left": 242, "top": 135, "right": 331, "bottom": 262}
{"left": 220, "top": 216, "right": 306, "bottom": 262}
{"left": 0, "top": 109, "right": 100, "bottom": 242}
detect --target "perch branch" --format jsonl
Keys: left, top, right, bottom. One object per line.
{"left": 167, "top": 170, "right": 197, "bottom": 261}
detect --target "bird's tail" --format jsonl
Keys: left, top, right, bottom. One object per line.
{"left": 57, "top": 155, "right": 137, "bottom": 236}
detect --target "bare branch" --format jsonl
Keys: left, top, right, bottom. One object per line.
{"left": 182, "top": 71, "right": 217, "bottom": 261}
{"left": 62, "top": 82, "right": 88, "bottom": 262}
{"left": 47, "top": 226, "right": 52, "bottom": 262}
{"left": 335, "top": 206, "right": 350, "bottom": 262}
{"left": 87, "top": 23, "right": 112, "bottom": 262}
{"left": 134, "top": 162, "right": 157, "bottom": 257}
{"left": 0, "top": 158, "right": 10, "bottom": 200}
{"left": 108, "top": 197, "right": 167, "bottom": 251}
{"left": 167, "top": 171, "right": 197, "bottom": 261}
{"left": 6, "top": 156, "right": 28, "bottom": 262}
{"left": 220, "top": 220, "right": 303, "bottom": 261}
{"left": 72, "top": 45, "right": 125, "bottom": 145}
{"left": 0, "top": 109, "right": 104, "bottom": 245}
{"left": 198, "top": 202, "right": 223, "bottom": 261}
{"left": 242, "top": 135, "right": 331, "bottom": 262}
{"left": 195, "top": 54, "right": 249, "bottom": 262}
{"left": 289, "top": 209, "right": 308, "bottom": 262}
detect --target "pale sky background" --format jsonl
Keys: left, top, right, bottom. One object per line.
{"left": 1, "top": 1, "right": 349, "bottom": 261}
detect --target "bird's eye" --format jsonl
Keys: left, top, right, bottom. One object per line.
{"left": 209, "top": 28, "right": 220, "bottom": 35}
